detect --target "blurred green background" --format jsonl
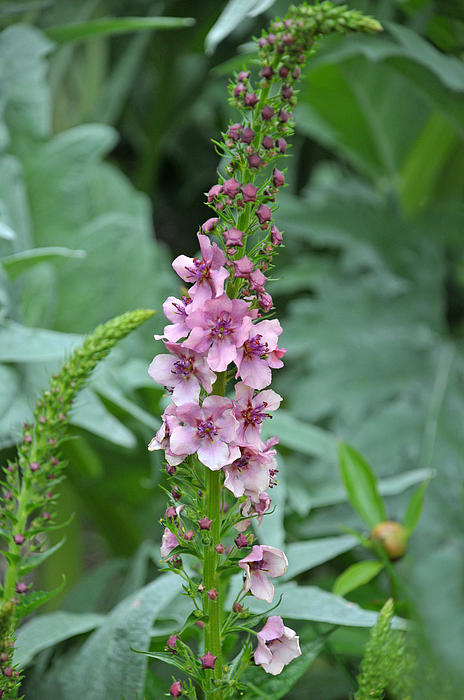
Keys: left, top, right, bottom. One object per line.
{"left": 1, "top": 0, "right": 464, "bottom": 697}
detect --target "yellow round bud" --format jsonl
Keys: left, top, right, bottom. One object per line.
{"left": 371, "top": 521, "right": 408, "bottom": 560}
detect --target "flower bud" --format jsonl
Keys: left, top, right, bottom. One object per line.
{"left": 233, "top": 82, "right": 247, "bottom": 97}
{"left": 233, "top": 256, "right": 254, "bottom": 278}
{"left": 196, "top": 620, "right": 205, "bottom": 629}
{"left": 170, "top": 680, "right": 182, "bottom": 698}
{"left": 200, "top": 652, "right": 217, "bottom": 670}
{"left": 278, "top": 109, "right": 290, "bottom": 123}
{"left": 171, "top": 487, "right": 181, "bottom": 501}
{"left": 240, "top": 126, "right": 255, "bottom": 144}
{"left": 30, "top": 462, "right": 40, "bottom": 472}
{"left": 13, "top": 534, "right": 25, "bottom": 545}
{"left": 256, "top": 204, "right": 271, "bottom": 225}
{"left": 227, "top": 123, "right": 241, "bottom": 141}
{"left": 267, "top": 33, "right": 276, "bottom": 45}
{"left": 201, "top": 217, "right": 219, "bottom": 233}
{"left": 262, "top": 135, "right": 274, "bottom": 150}
{"left": 207, "top": 589, "right": 218, "bottom": 600}
{"left": 279, "top": 65, "right": 290, "bottom": 78}
{"left": 248, "top": 153, "right": 263, "bottom": 169}
{"left": 276, "top": 137, "right": 287, "bottom": 153}
{"left": 241, "top": 183, "right": 258, "bottom": 203}
{"left": 198, "top": 517, "right": 212, "bottom": 530}
{"left": 16, "top": 581, "right": 28, "bottom": 594}
{"left": 261, "top": 65, "right": 274, "bottom": 79}
{"left": 272, "top": 168, "right": 285, "bottom": 187}
{"left": 261, "top": 104, "right": 274, "bottom": 120}
{"left": 371, "top": 521, "right": 408, "bottom": 560}
{"left": 166, "top": 464, "right": 177, "bottom": 476}
{"left": 167, "top": 634, "right": 178, "bottom": 651}
{"left": 207, "top": 184, "right": 223, "bottom": 202}
{"left": 234, "top": 533, "right": 248, "bottom": 548}
{"left": 257, "top": 37, "right": 266, "bottom": 48}
{"left": 183, "top": 529, "right": 194, "bottom": 541}
{"left": 224, "top": 228, "right": 243, "bottom": 247}
{"left": 238, "top": 70, "right": 250, "bottom": 81}
{"left": 258, "top": 291, "right": 273, "bottom": 311}
{"left": 215, "top": 543, "right": 225, "bottom": 554}
{"left": 165, "top": 506, "right": 177, "bottom": 522}
{"left": 244, "top": 92, "right": 258, "bottom": 107}
{"left": 282, "top": 85, "right": 293, "bottom": 100}
{"left": 271, "top": 225, "right": 283, "bottom": 245}
{"left": 233, "top": 602, "right": 243, "bottom": 613}
{"left": 222, "top": 177, "right": 241, "bottom": 198}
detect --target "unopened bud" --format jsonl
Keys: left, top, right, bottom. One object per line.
{"left": 233, "top": 603, "right": 243, "bottom": 613}
{"left": 371, "top": 521, "right": 408, "bottom": 560}
{"left": 207, "top": 589, "right": 218, "bottom": 600}
{"left": 215, "top": 543, "right": 225, "bottom": 554}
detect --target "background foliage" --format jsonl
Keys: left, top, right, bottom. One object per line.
{"left": 1, "top": 0, "right": 463, "bottom": 697}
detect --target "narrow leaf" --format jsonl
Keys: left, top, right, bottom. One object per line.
{"left": 283, "top": 535, "right": 358, "bottom": 580}
{"left": 338, "top": 442, "right": 387, "bottom": 528}
{"left": 333, "top": 560, "right": 384, "bottom": 597}
{"left": 403, "top": 480, "right": 429, "bottom": 532}
{"left": 46, "top": 16, "right": 195, "bottom": 44}
{"left": 15, "top": 578, "right": 66, "bottom": 620}
{"left": 19, "top": 538, "right": 66, "bottom": 576}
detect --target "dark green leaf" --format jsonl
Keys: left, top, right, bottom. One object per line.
{"left": 46, "top": 16, "right": 195, "bottom": 44}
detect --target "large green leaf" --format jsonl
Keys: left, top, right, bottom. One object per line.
{"left": 14, "top": 611, "right": 105, "bottom": 668}
{"left": 1, "top": 246, "right": 86, "bottom": 278}
{"left": 57, "top": 574, "right": 182, "bottom": 700}
{"left": 283, "top": 535, "right": 358, "bottom": 580}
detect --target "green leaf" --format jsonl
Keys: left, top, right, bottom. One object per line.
{"left": 333, "top": 560, "right": 385, "bottom": 597}
{"left": 0, "top": 222, "right": 15, "bottom": 240}
{"left": 15, "top": 577, "right": 66, "bottom": 620}
{"left": 19, "top": 538, "right": 66, "bottom": 575}
{"left": 242, "top": 638, "right": 324, "bottom": 699}
{"left": 261, "top": 409, "right": 335, "bottom": 460}
{"left": 205, "top": 0, "right": 277, "bottom": 54}
{"left": 46, "top": 16, "right": 195, "bottom": 44}
{"left": 1, "top": 246, "right": 86, "bottom": 279}
{"left": 14, "top": 611, "right": 105, "bottom": 668}
{"left": 338, "top": 442, "right": 387, "bottom": 529}
{"left": 245, "top": 583, "right": 407, "bottom": 630}
{"left": 0, "top": 320, "right": 81, "bottom": 362}
{"left": 57, "top": 574, "right": 182, "bottom": 700}
{"left": 283, "top": 535, "right": 358, "bottom": 580}
{"left": 403, "top": 480, "right": 429, "bottom": 533}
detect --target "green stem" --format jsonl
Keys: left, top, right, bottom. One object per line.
{"left": 203, "top": 371, "right": 227, "bottom": 699}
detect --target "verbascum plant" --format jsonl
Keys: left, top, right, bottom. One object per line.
{"left": 143, "top": 4, "right": 382, "bottom": 698}
{"left": 0, "top": 309, "right": 154, "bottom": 697}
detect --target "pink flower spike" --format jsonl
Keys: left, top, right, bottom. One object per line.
{"left": 233, "top": 382, "right": 282, "bottom": 449}
{"left": 160, "top": 528, "right": 179, "bottom": 559}
{"left": 235, "top": 319, "right": 284, "bottom": 390}
{"left": 170, "top": 396, "right": 239, "bottom": 470}
{"left": 254, "top": 616, "right": 301, "bottom": 675}
{"left": 148, "top": 342, "right": 216, "bottom": 405}
{"left": 184, "top": 294, "right": 253, "bottom": 372}
{"left": 172, "top": 233, "right": 229, "bottom": 303}
{"left": 239, "top": 545, "right": 288, "bottom": 603}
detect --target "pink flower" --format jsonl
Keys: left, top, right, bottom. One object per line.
{"left": 208, "top": 184, "right": 223, "bottom": 202}
{"left": 235, "top": 319, "right": 284, "bottom": 390}
{"left": 233, "top": 382, "right": 282, "bottom": 448}
{"left": 201, "top": 217, "right": 219, "bottom": 233}
{"left": 200, "top": 651, "right": 217, "bottom": 670}
{"left": 148, "top": 404, "right": 186, "bottom": 466}
{"left": 172, "top": 234, "right": 229, "bottom": 303}
{"left": 160, "top": 528, "right": 179, "bottom": 558}
{"left": 170, "top": 680, "right": 182, "bottom": 697}
{"left": 169, "top": 396, "right": 239, "bottom": 470}
{"left": 254, "top": 616, "right": 301, "bottom": 675}
{"left": 184, "top": 295, "right": 253, "bottom": 372}
{"left": 241, "top": 183, "right": 258, "bottom": 203}
{"left": 235, "top": 491, "right": 272, "bottom": 532}
{"left": 155, "top": 295, "right": 195, "bottom": 343}
{"left": 223, "top": 447, "right": 272, "bottom": 498}
{"left": 239, "top": 545, "right": 288, "bottom": 602}
{"left": 148, "top": 342, "right": 216, "bottom": 405}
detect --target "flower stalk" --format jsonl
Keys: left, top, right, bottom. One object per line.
{"left": 147, "top": 3, "right": 381, "bottom": 698}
